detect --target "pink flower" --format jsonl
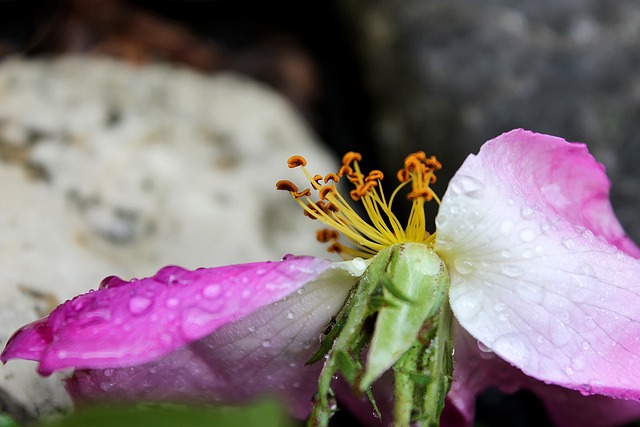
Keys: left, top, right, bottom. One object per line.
{"left": 3, "top": 129, "right": 640, "bottom": 426}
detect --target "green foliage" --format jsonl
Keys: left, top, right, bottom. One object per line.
{"left": 39, "top": 401, "right": 294, "bottom": 427}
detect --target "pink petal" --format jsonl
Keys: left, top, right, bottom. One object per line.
{"left": 65, "top": 267, "right": 354, "bottom": 418}
{"left": 447, "top": 323, "right": 640, "bottom": 427}
{"left": 1, "top": 256, "right": 340, "bottom": 376}
{"left": 436, "top": 129, "right": 640, "bottom": 399}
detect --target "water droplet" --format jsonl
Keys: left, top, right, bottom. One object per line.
{"left": 519, "top": 229, "right": 536, "bottom": 242}
{"left": 564, "top": 366, "right": 574, "bottom": 375}
{"left": 540, "top": 222, "right": 551, "bottom": 232}
{"left": 166, "top": 298, "right": 179, "bottom": 307}
{"left": 516, "top": 282, "right": 544, "bottom": 303}
{"left": 521, "top": 249, "right": 533, "bottom": 259}
{"left": 501, "top": 264, "right": 522, "bottom": 278}
{"left": 562, "top": 238, "right": 576, "bottom": 249}
{"left": 281, "top": 254, "right": 295, "bottom": 261}
{"left": 494, "top": 302, "right": 506, "bottom": 312}
{"left": 181, "top": 308, "right": 219, "bottom": 340}
{"left": 348, "top": 257, "right": 367, "bottom": 276}
{"left": 435, "top": 213, "right": 448, "bottom": 229}
{"left": 103, "top": 368, "right": 114, "bottom": 377}
{"left": 579, "top": 384, "right": 593, "bottom": 396}
{"left": 241, "top": 289, "right": 251, "bottom": 298}
{"left": 286, "top": 312, "right": 294, "bottom": 320}
{"left": 572, "top": 356, "right": 586, "bottom": 371}
{"left": 500, "top": 219, "right": 514, "bottom": 234}
{"left": 247, "top": 326, "right": 256, "bottom": 333}
{"left": 549, "top": 319, "right": 572, "bottom": 346}
{"left": 521, "top": 206, "right": 535, "bottom": 218}
{"left": 450, "top": 175, "right": 484, "bottom": 199}
{"left": 581, "top": 341, "right": 590, "bottom": 350}
{"left": 129, "top": 296, "right": 152, "bottom": 315}
{"left": 477, "top": 341, "right": 493, "bottom": 353}
{"left": 202, "top": 284, "right": 221, "bottom": 299}
{"left": 454, "top": 258, "right": 475, "bottom": 275}
{"left": 262, "top": 339, "right": 272, "bottom": 348}
{"left": 500, "top": 249, "right": 512, "bottom": 258}
{"left": 498, "top": 313, "right": 508, "bottom": 322}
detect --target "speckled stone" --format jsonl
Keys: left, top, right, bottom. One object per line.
{"left": 0, "top": 56, "right": 337, "bottom": 423}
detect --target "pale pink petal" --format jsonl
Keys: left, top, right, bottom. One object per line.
{"left": 1, "top": 256, "right": 341, "bottom": 376}
{"left": 64, "top": 267, "right": 354, "bottom": 418}
{"left": 448, "top": 323, "right": 640, "bottom": 427}
{"left": 436, "top": 129, "right": 640, "bottom": 398}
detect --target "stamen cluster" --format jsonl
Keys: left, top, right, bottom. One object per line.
{"left": 276, "top": 151, "right": 441, "bottom": 258}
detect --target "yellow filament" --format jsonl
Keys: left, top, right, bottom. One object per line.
{"left": 278, "top": 151, "right": 441, "bottom": 259}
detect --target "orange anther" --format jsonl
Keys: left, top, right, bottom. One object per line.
{"left": 312, "top": 174, "right": 323, "bottom": 185}
{"left": 287, "top": 155, "right": 307, "bottom": 168}
{"left": 365, "top": 170, "right": 384, "bottom": 182}
{"left": 342, "top": 152, "right": 362, "bottom": 166}
{"left": 338, "top": 165, "right": 353, "bottom": 177}
{"left": 316, "top": 229, "right": 340, "bottom": 243}
{"left": 327, "top": 242, "right": 344, "bottom": 253}
{"left": 276, "top": 180, "right": 298, "bottom": 192}
{"left": 319, "top": 186, "right": 335, "bottom": 200}
{"left": 293, "top": 188, "right": 311, "bottom": 198}
{"left": 324, "top": 173, "right": 340, "bottom": 183}
{"left": 397, "top": 169, "right": 410, "bottom": 182}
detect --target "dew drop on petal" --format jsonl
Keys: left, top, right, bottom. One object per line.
{"left": 450, "top": 175, "right": 484, "bottom": 199}
{"left": 286, "top": 312, "right": 294, "bottom": 320}
{"left": 579, "top": 384, "right": 594, "bottom": 396}
{"left": 494, "top": 302, "right": 506, "bottom": 312}
{"left": 501, "top": 264, "right": 522, "bottom": 278}
{"left": 281, "top": 254, "right": 295, "bottom": 261}
{"left": 202, "top": 284, "right": 221, "bottom": 299}
{"left": 262, "top": 339, "right": 272, "bottom": 348}
{"left": 452, "top": 293, "right": 482, "bottom": 322}
{"left": 454, "top": 258, "right": 475, "bottom": 275}
{"left": 477, "top": 341, "right": 493, "bottom": 353}
{"left": 129, "top": 296, "right": 152, "bottom": 315}
{"left": 562, "top": 238, "right": 576, "bottom": 249}
{"left": 516, "top": 282, "right": 544, "bottom": 303}
{"left": 166, "top": 298, "right": 179, "bottom": 308}
{"left": 435, "top": 213, "right": 448, "bottom": 228}
{"left": 521, "top": 206, "right": 535, "bottom": 219}
{"left": 500, "top": 249, "right": 512, "bottom": 259}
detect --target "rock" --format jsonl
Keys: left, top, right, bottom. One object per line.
{"left": 0, "top": 56, "right": 337, "bottom": 424}
{"left": 339, "top": 0, "right": 640, "bottom": 240}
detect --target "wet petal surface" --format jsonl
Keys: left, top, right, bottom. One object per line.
{"left": 436, "top": 129, "right": 640, "bottom": 398}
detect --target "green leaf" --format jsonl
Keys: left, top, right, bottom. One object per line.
{"left": 39, "top": 401, "right": 294, "bottom": 427}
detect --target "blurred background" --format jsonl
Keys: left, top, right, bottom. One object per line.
{"left": 2, "top": 0, "right": 640, "bottom": 426}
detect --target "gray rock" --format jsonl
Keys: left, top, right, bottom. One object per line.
{"left": 340, "top": 0, "right": 640, "bottom": 239}
{"left": 0, "top": 56, "right": 337, "bottom": 424}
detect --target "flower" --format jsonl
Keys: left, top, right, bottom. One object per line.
{"left": 3, "top": 129, "right": 640, "bottom": 426}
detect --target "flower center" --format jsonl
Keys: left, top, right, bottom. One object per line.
{"left": 276, "top": 151, "right": 442, "bottom": 259}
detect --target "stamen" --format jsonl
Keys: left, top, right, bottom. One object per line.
{"left": 276, "top": 180, "right": 298, "bottom": 192}
{"left": 324, "top": 173, "right": 340, "bottom": 183}
{"left": 278, "top": 151, "right": 442, "bottom": 259}
{"left": 316, "top": 229, "right": 340, "bottom": 243}
{"left": 287, "top": 155, "right": 307, "bottom": 168}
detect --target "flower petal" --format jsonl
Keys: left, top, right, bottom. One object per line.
{"left": 436, "top": 129, "right": 640, "bottom": 398}
{"left": 64, "top": 267, "right": 354, "bottom": 418}
{"left": 448, "top": 323, "right": 640, "bottom": 427}
{"left": 1, "top": 256, "right": 344, "bottom": 376}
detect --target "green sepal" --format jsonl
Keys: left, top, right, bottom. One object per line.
{"left": 307, "top": 243, "right": 453, "bottom": 427}
{"left": 360, "top": 244, "right": 449, "bottom": 389}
